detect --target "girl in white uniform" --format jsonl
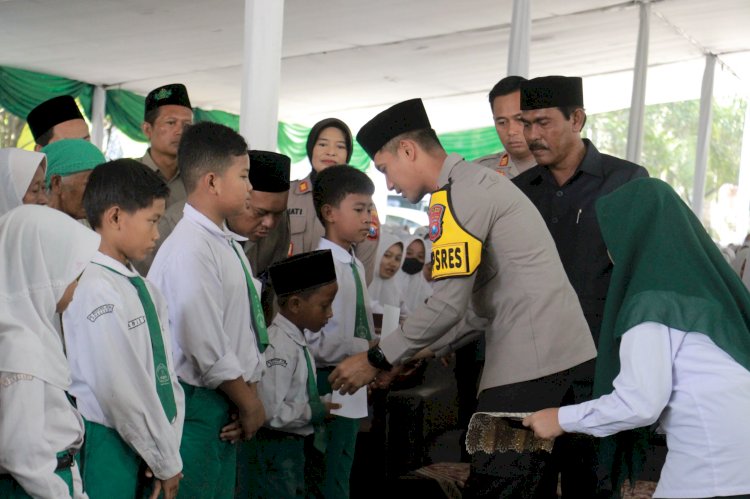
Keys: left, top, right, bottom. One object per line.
{"left": 0, "top": 205, "right": 100, "bottom": 498}
{"left": 524, "top": 178, "right": 750, "bottom": 499}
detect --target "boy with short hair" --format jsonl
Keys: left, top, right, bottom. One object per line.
{"left": 63, "top": 159, "right": 185, "bottom": 498}
{"left": 147, "top": 121, "right": 266, "bottom": 498}
{"left": 307, "top": 165, "right": 377, "bottom": 498}
{"left": 241, "top": 250, "right": 340, "bottom": 498}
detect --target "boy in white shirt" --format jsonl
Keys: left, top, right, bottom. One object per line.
{"left": 148, "top": 122, "right": 266, "bottom": 498}
{"left": 63, "top": 159, "right": 185, "bottom": 499}
{"left": 241, "top": 250, "right": 340, "bottom": 498}
{"left": 307, "top": 165, "right": 377, "bottom": 498}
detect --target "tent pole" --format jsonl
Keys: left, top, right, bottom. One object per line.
{"left": 692, "top": 53, "right": 716, "bottom": 220}
{"left": 626, "top": 0, "right": 650, "bottom": 164}
{"left": 507, "top": 0, "right": 531, "bottom": 77}
{"left": 240, "top": 0, "right": 285, "bottom": 150}
{"left": 90, "top": 85, "right": 106, "bottom": 151}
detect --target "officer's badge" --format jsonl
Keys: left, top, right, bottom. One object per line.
{"left": 429, "top": 204, "right": 445, "bottom": 242}
{"left": 299, "top": 181, "right": 309, "bottom": 193}
{"left": 154, "top": 88, "right": 173, "bottom": 101}
{"left": 368, "top": 208, "right": 380, "bottom": 240}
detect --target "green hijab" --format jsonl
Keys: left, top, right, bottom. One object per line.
{"left": 593, "top": 177, "right": 750, "bottom": 495}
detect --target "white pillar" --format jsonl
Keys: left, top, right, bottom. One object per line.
{"left": 90, "top": 85, "right": 106, "bottom": 151}
{"left": 626, "top": 0, "right": 650, "bottom": 163}
{"left": 735, "top": 99, "right": 750, "bottom": 240}
{"left": 692, "top": 54, "right": 717, "bottom": 219}
{"left": 239, "top": 0, "right": 285, "bottom": 150}
{"left": 507, "top": 0, "right": 531, "bottom": 77}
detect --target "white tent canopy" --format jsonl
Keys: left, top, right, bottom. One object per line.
{"left": 1, "top": 0, "right": 748, "bottom": 133}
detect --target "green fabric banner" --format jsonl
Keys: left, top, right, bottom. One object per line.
{"left": 0, "top": 65, "right": 503, "bottom": 170}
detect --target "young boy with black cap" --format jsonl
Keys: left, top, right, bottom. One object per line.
{"left": 240, "top": 250, "right": 340, "bottom": 499}
{"left": 307, "top": 165, "right": 377, "bottom": 498}
{"left": 63, "top": 159, "right": 184, "bottom": 499}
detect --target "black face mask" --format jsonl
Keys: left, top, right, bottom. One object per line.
{"left": 401, "top": 257, "right": 423, "bottom": 275}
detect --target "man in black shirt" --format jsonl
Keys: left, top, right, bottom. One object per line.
{"left": 512, "top": 75, "right": 648, "bottom": 498}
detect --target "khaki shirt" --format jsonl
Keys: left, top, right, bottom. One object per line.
{"left": 474, "top": 151, "right": 520, "bottom": 179}
{"left": 287, "top": 175, "right": 380, "bottom": 285}
{"left": 379, "top": 154, "right": 596, "bottom": 392}
{"left": 138, "top": 149, "right": 187, "bottom": 209}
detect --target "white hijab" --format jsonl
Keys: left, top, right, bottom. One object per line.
{"left": 367, "top": 232, "right": 404, "bottom": 313}
{"left": 0, "top": 148, "right": 46, "bottom": 217}
{"left": 0, "top": 205, "right": 100, "bottom": 389}
{"left": 398, "top": 234, "right": 434, "bottom": 315}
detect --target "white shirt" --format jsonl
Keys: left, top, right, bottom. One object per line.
{"left": 559, "top": 322, "right": 750, "bottom": 498}
{"left": 0, "top": 373, "right": 86, "bottom": 499}
{"left": 306, "top": 238, "right": 375, "bottom": 367}
{"left": 148, "top": 204, "right": 264, "bottom": 388}
{"left": 63, "top": 252, "right": 185, "bottom": 480}
{"left": 259, "top": 313, "right": 318, "bottom": 436}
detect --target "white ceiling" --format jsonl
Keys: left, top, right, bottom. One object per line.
{"left": 1, "top": 0, "right": 749, "bottom": 132}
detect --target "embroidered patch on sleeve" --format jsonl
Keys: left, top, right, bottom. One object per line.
{"left": 127, "top": 316, "right": 146, "bottom": 330}
{"left": 87, "top": 304, "right": 115, "bottom": 322}
{"left": 266, "top": 358, "right": 288, "bottom": 368}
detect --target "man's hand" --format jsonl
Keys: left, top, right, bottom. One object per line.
{"left": 522, "top": 408, "right": 564, "bottom": 439}
{"left": 329, "top": 352, "right": 378, "bottom": 395}
{"left": 146, "top": 469, "right": 183, "bottom": 499}
{"left": 369, "top": 365, "right": 403, "bottom": 390}
{"left": 324, "top": 401, "right": 342, "bottom": 421}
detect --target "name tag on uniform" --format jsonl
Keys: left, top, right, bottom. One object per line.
{"left": 428, "top": 188, "right": 482, "bottom": 280}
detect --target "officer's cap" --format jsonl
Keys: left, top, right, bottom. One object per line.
{"left": 356, "top": 98, "right": 433, "bottom": 159}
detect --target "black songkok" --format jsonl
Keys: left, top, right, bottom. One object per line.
{"left": 248, "top": 150, "right": 291, "bottom": 193}
{"left": 269, "top": 250, "right": 336, "bottom": 297}
{"left": 27, "top": 96, "right": 84, "bottom": 141}
{"left": 356, "top": 98, "right": 433, "bottom": 159}
{"left": 144, "top": 83, "right": 192, "bottom": 118}
{"left": 520, "top": 76, "right": 584, "bottom": 110}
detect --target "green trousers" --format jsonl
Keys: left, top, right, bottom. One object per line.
{"left": 305, "top": 368, "right": 360, "bottom": 499}
{"left": 80, "top": 419, "right": 148, "bottom": 499}
{"left": 179, "top": 381, "right": 236, "bottom": 499}
{"left": 0, "top": 451, "right": 74, "bottom": 498}
{"left": 236, "top": 427, "right": 306, "bottom": 499}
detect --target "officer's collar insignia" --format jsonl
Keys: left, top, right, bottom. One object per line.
{"left": 299, "top": 180, "right": 309, "bottom": 193}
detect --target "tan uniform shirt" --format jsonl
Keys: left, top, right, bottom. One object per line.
{"left": 474, "top": 151, "right": 521, "bottom": 179}
{"left": 287, "top": 175, "right": 380, "bottom": 285}
{"left": 138, "top": 149, "right": 187, "bottom": 209}
{"left": 379, "top": 154, "right": 597, "bottom": 392}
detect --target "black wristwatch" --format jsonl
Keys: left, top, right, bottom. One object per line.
{"left": 367, "top": 345, "right": 393, "bottom": 371}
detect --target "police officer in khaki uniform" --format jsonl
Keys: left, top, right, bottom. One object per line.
{"left": 133, "top": 83, "right": 193, "bottom": 275}
{"left": 474, "top": 76, "right": 536, "bottom": 179}
{"left": 330, "top": 98, "right": 597, "bottom": 497}
{"left": 287, "top": 118, "right": 380, "bottom": 284}
{"left": 139, "top": 83, "right": 193, "bottom": 209}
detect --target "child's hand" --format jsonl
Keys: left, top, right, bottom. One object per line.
{"left": 239, "top": 397, "right": 265, "bottom": 440}
{"left": 324, "top": 401, "right": 341, "bottom": 421}
{"left": 145, "top": 469, "right": 183, "bottom": 499}
{"left": 522, "top": 408, "right": 563, "bottom": 439}
{"left": 220, "top": 413, "right": 243, "bottom": 443}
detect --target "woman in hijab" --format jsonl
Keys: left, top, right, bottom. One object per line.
{"left": 397, "top": 234, "right": 433, "bottom": 315}
{"left": 523, "top": 178, "right": 750, "bottom": 499}
{"left": 0, "top": 205, "right": 100, "bottom": 498}
{"left": 0, "top": 148, "right": 48, "bottom": 216}
{"left": 367, "top": 232, "right": 404, "bottom": 314}
{"left": 287, "top": 118, "right": 381, "bottom": 283}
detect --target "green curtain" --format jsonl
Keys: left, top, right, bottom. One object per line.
{"left": 0, "top": 65, "right": 503, "bottom": 169}
{"left": 0, "top": 66, "right": 93, "bottom": 119}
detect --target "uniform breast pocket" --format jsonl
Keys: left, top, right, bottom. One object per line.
{"left": 289, "top": 213, "right": 307, "bottom": 235}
